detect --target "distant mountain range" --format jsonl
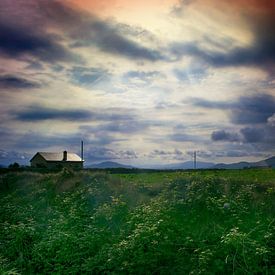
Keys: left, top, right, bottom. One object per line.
{"left": 213, "top": 156, "right": 275, "bottom": 169}
{"left": 88, "top": 161, "right": 134, "bottom": 169}
{"left": 150, "top": 161, "right": 215, "bottom": 170}
{"left": 88, "top": 156, "right": 275, "bottom": 170}
{"left": 88, "top": 160, "right": 214, "bottom": 169}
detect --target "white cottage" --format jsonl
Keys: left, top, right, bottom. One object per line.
{"left": 30, "top": 151, "right": 84, "bottom": 169}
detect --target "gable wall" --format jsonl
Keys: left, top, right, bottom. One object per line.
{"left": 31, "top": 154, "right": 48, "bottom": 168}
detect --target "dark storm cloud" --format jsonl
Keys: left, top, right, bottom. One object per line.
{"left": 0, "top": 75, "right": 40, "bottom": 89}
{"left": 191, "top": 94, "right": 275, "bottom": 125}
{"left": 70, "top": 19, "right": 163, "bottom": 61}
{"left": 211, "top": 130, "right": 241, "bottom": 142}
{"left": 230, "top": 95, "right": 275, "bottom": 124}
{"left": 15, "top": 108, "right": 92, "bottom": 122}
{"left": 242, "top": 125, "right": 275, "bottom": 144}
{"left": 14, "top": 107, "right": 135, "bottom": 122}
{"left": 34, "top": 0, "right": 162, "bottom": 61}
{"left": 204, "top": 93, "right": 275, "bottom": 147}
{"left": 170, "top": 11, "right": 275, "bottom": 71}
{"left": 0, "top": 0, "right": 163, "bottom": 63}
{"left": 0, "top": 22, "right": 77, "bottom": 63}
{"left": 240, "top": 127, "right": 264, "bottom": 143}
{"left": 211, "top": 125, "right": 275, "bottom": 146}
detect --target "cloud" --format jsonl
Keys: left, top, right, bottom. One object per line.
{"left": 0, "top": 0, "right": 163, "bottom": 63}
{"left": 190, "top": 97, "right": 230, "bottom": 109}
{"left": 211, "top": 130, "right": 241, "bottom": 142}
{"left": 211, "top": 124, "right": 275, "bottom": 147}
{"left": 169, "top": 132, "right": 202, "bottom": 142}
{"left": 80, "top": 120, "right": 150, "bottom": 134}
{"left": 38, "top": 0, "right": 163, "bottom": 61}
{"left": 240, "top": 127, "right": 264, "bottom": 143}
{"left": 171, "top": 0, "right": 196, "bottom": 15}
{"left": 267, "top": 114, "right": 275, "bottom": 126}
{"left": 0, "top": 22, "right": 77, "bottom": 63}
{"left": 15, "top": 108, "right": 93, "bottom": 122}
{"left": 14, "top": 106, "right": 135, "bottom": 122}
{"left": 69, "top": 66, "right": 110, "bottom": 87}
{"left": 0, "top": 125, "right": 119, "bottom": 155}
{"left": 0, "top": 126, "right": 82, "bottom": 151}
{"left": 149, "top": 149, "right": 185, "bottom": 160}
{"left": 115, "top": 23, "right": 157, "bottom": 43}
{"left": 173, "top": 64, "right": 208, "bottom": 83}
{"left": 0, "top": 75, "right": 40, "bottom": 89}
{"left": 123, "top": 70, "right": 162, "bottom": 86}
{"left": 191, "top": 94, "right": 275, "bottom": 125}
{"left": 170, "top": 8, "right": 275, "bottom": 72}
{"left": 230, "top": 94, "right": 275, "bottom": 124}
{"left": 26, "top": 61, "right": 44, "bottom": 71}
{"left": 83, "top": 147, "right": 137, "bottom": 163}
{"left": 70, "top": 18, "right": 163, "bottom": 61}
{"left": 0, "top": 149, "right": 31, "bottom": 166}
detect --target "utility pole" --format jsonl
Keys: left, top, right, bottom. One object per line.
{"left": 81, "top": 140, "right": 84, "bottom": 161}
{"left": 194, "top": 151, "right": 196, "bottom": 170}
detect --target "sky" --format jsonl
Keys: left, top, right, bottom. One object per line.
{"left": 0, "top": 0, "right": 275, "bottom": 167}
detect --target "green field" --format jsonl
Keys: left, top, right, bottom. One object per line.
{"left": 1, "top": 169, "right": 275, "bottom": 274}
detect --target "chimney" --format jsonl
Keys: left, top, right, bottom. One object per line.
{"left": 63, "top": 151, "right": 67, "bottom": 161}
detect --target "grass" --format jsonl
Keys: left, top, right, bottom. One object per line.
{"left": 0, "top": 168, "right": 275, "bottom": 274}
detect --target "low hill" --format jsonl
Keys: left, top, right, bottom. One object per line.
{"left": 213, "top": 156, "right": 275, "bottom": 169}
{"left": 252, "top": 156, "right": 275, "bottom": 168}
{"left": 213, "top": 161, "right": 251, "bottom": 169}
{"left": 88, "top": 161, "right": 134, "bottom": 169}
{"left": 153, "top": 161, "right": 215, "bottom": 170}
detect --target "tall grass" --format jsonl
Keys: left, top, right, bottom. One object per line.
{"left": 0, "top": 168, "right": 274, "bottom": 274}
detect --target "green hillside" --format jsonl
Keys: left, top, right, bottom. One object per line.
{"left": 1, "top": 169, "right": 275, "bottom": 274}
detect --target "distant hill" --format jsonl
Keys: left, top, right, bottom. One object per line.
{"left": 252, "top": 156, "right": 275, "bottom": 168}
{"left": 88, "top": 158, "right": 275, "bottom": 170}
{"left": 213, "top": 161, "right": 251, "bottom": 169}
{"left": 152, "top": 161, "right": 215, "bottom": 170}
{"left": 213, "top": 156, "right": 275, "bottom": 169}
{"left": 88, "top": 161, "right": 135, "bottom": 169}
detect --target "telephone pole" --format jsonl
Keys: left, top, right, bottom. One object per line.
{"left": 81, "top": 140, "right": 84, "bottom": 161}
{"left": 194, "top": 151, "right": 196, "bottom": 170}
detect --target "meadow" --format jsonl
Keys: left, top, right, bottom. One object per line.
{"left": 0, "top": 168, "right": 275, "bottom": 274}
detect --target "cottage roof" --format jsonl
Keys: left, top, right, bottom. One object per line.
{"left": 32, "top": 152, "right": 82, "bottom": 162}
